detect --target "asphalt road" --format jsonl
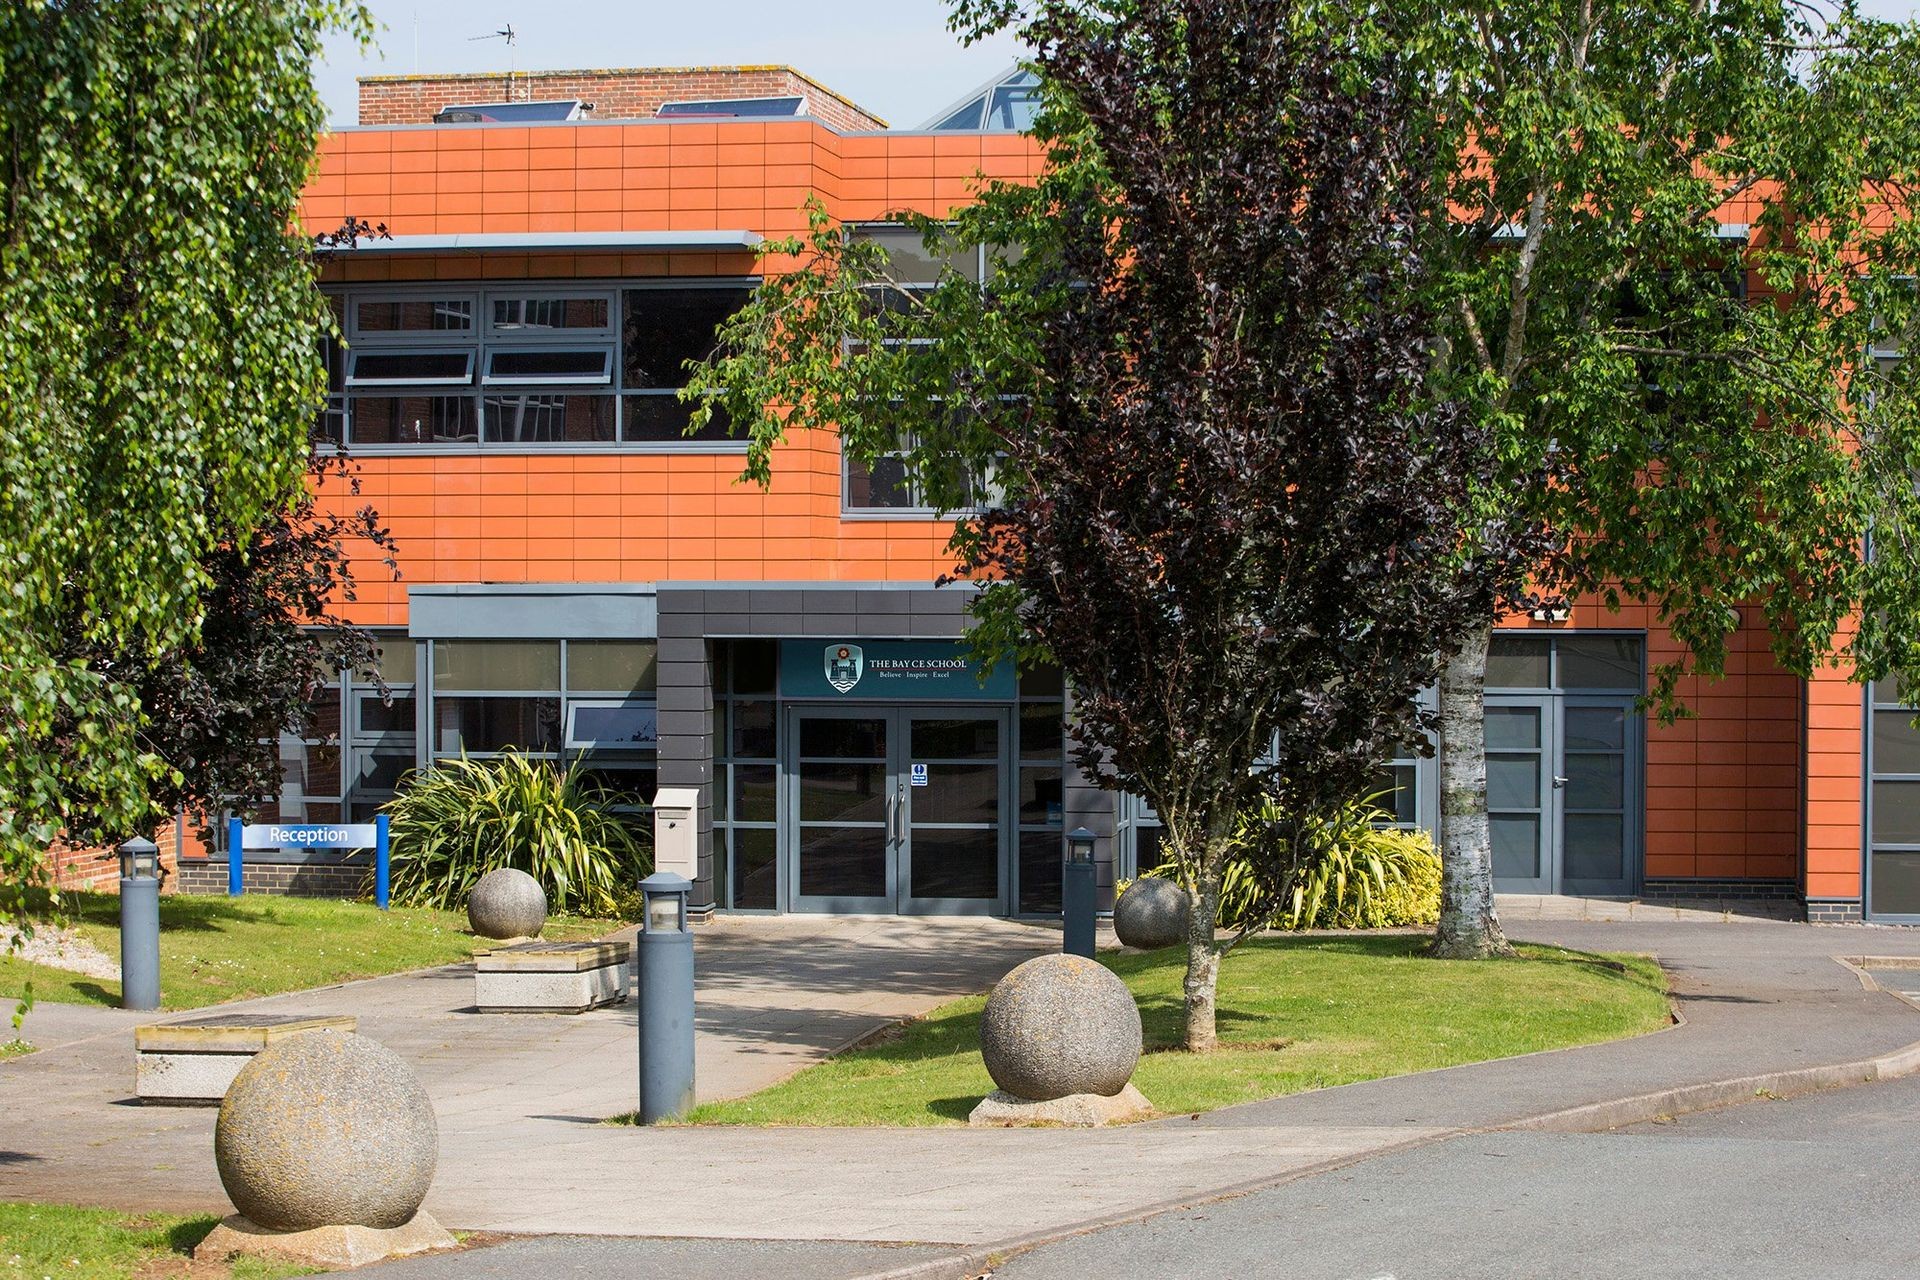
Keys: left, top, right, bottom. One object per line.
{"left": 994, "top": 1075, "right": 1920, "bottom": 1280}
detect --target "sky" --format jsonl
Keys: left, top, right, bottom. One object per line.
{"left": 316, "top": 0, "right": 1920, "bottom": 130}
{"left": 314, "top": 0, "right": 1025, "bottom": 129}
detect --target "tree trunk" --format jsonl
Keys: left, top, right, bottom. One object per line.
{"left": 1431, "top": 622, "right": 1515, "bottom": 958}
{"left": 1182, "top": 865, "right": 1223, "bottom": 1051}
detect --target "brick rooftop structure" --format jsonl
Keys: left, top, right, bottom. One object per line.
{"left": 357, "top": 65, "right": 888, "bottom": 132}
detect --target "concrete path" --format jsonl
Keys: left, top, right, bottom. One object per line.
{"left": 6, "top": 912, "right": 1920, "bottom": 1260}
{"left": 0, "top": 915, "right": 1054, "bottom": 1213}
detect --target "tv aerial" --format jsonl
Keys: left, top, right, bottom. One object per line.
{"left": 469, "top": 23, "right": 517, "bottom": 46}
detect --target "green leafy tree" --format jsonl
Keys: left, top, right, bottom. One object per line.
{"left": 0, "top": 0, "right": 371, "bottom": 929}
{"left": 690, "top": 0, "right": 1535, "bottom": 1048}
{"left": 1399, "top": 0, "right": 1920, "bottom": 955}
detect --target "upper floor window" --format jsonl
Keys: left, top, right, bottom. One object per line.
{"left": 319, "top": 281, "right": 754, "bottom": 451}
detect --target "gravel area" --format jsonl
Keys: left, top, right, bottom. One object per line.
{"left": 1, "top": 923, "right": 119, "bottom": 980}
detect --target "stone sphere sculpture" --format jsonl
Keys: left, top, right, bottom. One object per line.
{"left": 979, "top": 953, "right": 1142, "bottom": 1101}
{"left": 1113, "top": 877, "right": 1190, "bottom": 951}
{"left": 215, "top": 1030, "right": 437, "bottom": 1232}
{"left": 467, "top": 867, "right": 547, "bottom": 940}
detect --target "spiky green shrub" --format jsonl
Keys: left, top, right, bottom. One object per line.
{"left": 1140, "top": 793, "right": 1438, "bottom": 934}
{"left": 384, "top": 752, "right": 650, "bottom": 915}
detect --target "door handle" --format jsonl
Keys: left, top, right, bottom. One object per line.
{"left": 1553, "top": 776, "right": 1569, "bottom": 788}
{"left": 894, "top": 779, "right": 907, "bottom": 841}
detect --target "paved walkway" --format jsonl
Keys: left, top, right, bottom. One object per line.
{"left": 5, "top": 913, "right": 1920, "bottom": 1256}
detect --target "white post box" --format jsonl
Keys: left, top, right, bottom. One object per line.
{"left": 651, "top": 787, "right": 700, "bottom": 880}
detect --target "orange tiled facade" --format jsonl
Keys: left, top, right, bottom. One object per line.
{"left": 177, "top": 65, "right": 1891, "bottom": 921}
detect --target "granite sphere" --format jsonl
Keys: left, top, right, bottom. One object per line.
{"left": 467, "top": 867, "right": 548, "bottom": 940}
{"left": 215, "top": 1029, "right": 437, "bottom": 1232}
{"left": 979, "top": 953, "right": 1142, "bottom": 1101}
{"left": 1113, "top": 877, "right": 1191, "bottom": 951}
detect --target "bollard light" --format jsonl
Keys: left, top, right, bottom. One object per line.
{"left": 119, "top": 838, "right": 161, "bottom": 882}
{"left": 635, "top": 871, "right": 695, "bottom": 1124}
{"left": 117, "top": 837, "right": 162, "bottom": 1011}
{"left": 1062, "top": 828, "right": 1097, "bottom": 959}
{"left": 1067, "top": 827, "right": 1096, "bottom": 865}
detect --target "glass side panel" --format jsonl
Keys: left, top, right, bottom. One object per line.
{"left": 730, "top": 640, "right": 777, "bottom": 695}
{"left": 1134, "top": 825, "right": 1167, "bottom": 875}
{"left": 1374, "top": 763, "right": 1418, "bottom": 823}
{"left": 1018, "top": 830, "right": 1063, "bottom": 914}
{"left": 567, "top": 641, "right": 658, "bottom": 694}
{"left": 1018, "top": 766, "right": 1063, "bottom": 826}
{"left": 1019, "top": 702, "right": 1064, "bottom": 759}
{"left": 732, "top": 700, "right": 776, "bottom": 759}
{"left": 730, "top": 827, "right": 777, "bottom": 910}
{"left": 732, "top": 764, "right": 777, "bottom": 823}
{"left": 433, "top": 640, "right": 561, "bottom": 692}
{"left": 356, "top": 693, "right": 415, "bottom": 737}
{"left": 431, "top": 697, "right": 561, "bottom": 754}
{"left": 1486, "top": 637, "right": 1550, "bottom": 688}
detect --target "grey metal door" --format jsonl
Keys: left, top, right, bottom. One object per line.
{"left": 1488, "top": 693, "right": 1639, "bottom": 896}
{"left": 787, "top": 706, "right": 1012, "bottom": 914}
{"left": 1487, "top": 696, "right": 1554, "bottom": 894}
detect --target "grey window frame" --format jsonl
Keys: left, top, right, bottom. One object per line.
{"left": 322, "top": 279, "right": 759, "bottom": 454}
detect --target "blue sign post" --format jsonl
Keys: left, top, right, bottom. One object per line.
{"left": 227, "top": 816, "right": 390, "bottom": 909}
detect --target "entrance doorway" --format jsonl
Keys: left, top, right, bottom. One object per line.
{"left": 1487, "top": 694, "right": 1641, "bottom": 895}
{"left": 786, "top": 706, "right": 1010, "bottom": 913}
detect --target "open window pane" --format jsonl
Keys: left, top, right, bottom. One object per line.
{"left": 566, "top": 701, "right": 659, "bottom": 750}
{"left": 482, "top": 348, "right": 613, "bottom": 385}
{"left": 346, "top": 350, "right": 474, "bottom": 386}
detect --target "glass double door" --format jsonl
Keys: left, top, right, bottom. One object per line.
{"left": 1487, "top": 694, "right": 1640, "bottom": 896}
{"left": 787, "top": 706, "right": 1010, "bottom": 914}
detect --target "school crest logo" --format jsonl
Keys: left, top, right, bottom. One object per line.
{"left": 825, "top": 644, "right": 864, "bottom": 694}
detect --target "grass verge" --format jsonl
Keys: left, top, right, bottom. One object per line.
{"left": 0, "top": 891, "right": 619, "bottom": 1012}
{"left": 686, "top": 936, "right": 1670, "bottom": 1126}
{"left": 0, "top": 1201, "right": 311, "bottom": 1279}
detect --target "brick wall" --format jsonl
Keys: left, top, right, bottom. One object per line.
{"left": 358, "top": 66, "right": 886, "bottom": 132}
{"left": 48, "top": 815, "right": 208, "bottom": 895}
{"left": 176, "top": 858, "right": 372, "bottom": 898}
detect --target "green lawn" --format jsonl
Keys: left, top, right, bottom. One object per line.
{"left": 688, "top": 936, "right": 1671, "bottom": 1126}
{"left": 0, "top": 1201, "right": 310, "bottom": 1279}
{"left": 0, "top": 892, "right": 619, "bottom": 1012}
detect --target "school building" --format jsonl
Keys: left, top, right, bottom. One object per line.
{"left": 162, "top": 62, "right": 1911, "bottom": 924}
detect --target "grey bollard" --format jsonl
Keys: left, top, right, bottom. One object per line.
{"left": 1063, "top": 827, "right": 1097, "bottom": 959}
{"left": 118, "top": 837, "right": 162, "bottom": 1011}
{"left": 635, "top": 871, "right": 696, "bottom": 1123}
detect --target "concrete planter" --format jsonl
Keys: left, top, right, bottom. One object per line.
{"left": 474, "top": 940, "right": 631, "bottom": 1013}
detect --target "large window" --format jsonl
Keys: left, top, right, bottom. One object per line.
{"left": 426, "top": 638, "right": 658, "bottom": 809}
{"left": 319, "top": 283, "right": 754, "bottom": 450}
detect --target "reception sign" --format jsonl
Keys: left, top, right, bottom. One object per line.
{"left": 780, "top": 640, "right": 1015, "bottom": 701}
